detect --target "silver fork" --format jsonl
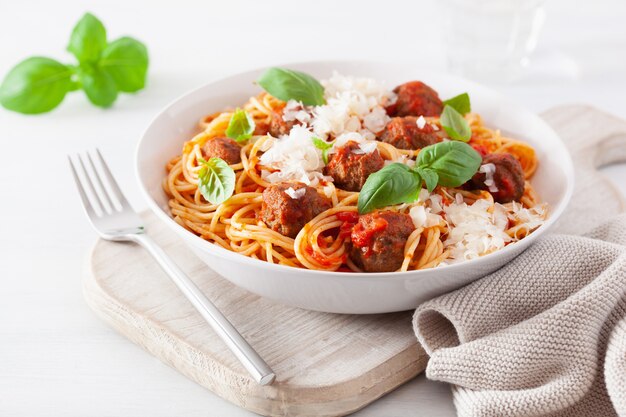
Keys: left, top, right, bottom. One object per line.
{"left": 69, "top": 149, "right": 275, "bottom": 385}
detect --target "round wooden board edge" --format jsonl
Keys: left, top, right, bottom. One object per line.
{"left": 82, "top": 239, "right": 428, "bottom": 417}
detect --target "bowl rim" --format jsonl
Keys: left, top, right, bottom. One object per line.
{"left": 135, "top": 59, "right": 575, "bottom": 281}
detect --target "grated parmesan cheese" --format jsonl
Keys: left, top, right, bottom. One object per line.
{"left": 363, "top": 106, "right": 390, "bottom": 132}
{"left": 259, "top": 125, "right": 326, "bottom": 185}
{"left": 352, "top": 141, "right": 378, "bottom": 155}
{"left": 443, "top": 199, "right": 512, "bottom": 262}
{"left": 311, "top": 72, "right": 393, "bottom": 140}
{"left": 284, "top": 186, "right": 306, "bottom": 199}
{"left": 428, "top": 194, "right": 444, "bottom": 213}
{"left": 479, "top": 163, "right": 499, "bottom": 193}
{"left": 505, "top": 201, "right": 547, "bottom": 231}
{"left": 282, "top": 100, "right": 311, "bottom": 126}
{"left": 330, "top": 131, "right": 379, "bottom": 156}
{"left": 409, "top": 205, "right": 443, "bottom": 229}
{"left": 322, "top": 184, "right": 334, "bottom": 199}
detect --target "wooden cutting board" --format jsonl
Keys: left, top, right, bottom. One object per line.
{"left": 83, "top": 105, "right": 626, "bottom": 417}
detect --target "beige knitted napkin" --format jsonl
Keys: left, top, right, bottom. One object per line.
{"left": 413, "top": 215, "right": 626, "bottom": 416}
{"left": 412, "top": 107, "right": 626, "bottom": 417}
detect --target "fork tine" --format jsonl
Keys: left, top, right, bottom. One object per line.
{"left": 86, "top": 151, "right": 117, "bottom": 212}
{"left": 68, "top": 156, "right": 97, "bottom": 217}
{"left": 77, "top": 154, "right": 107, "bottom": 214}
{"left": 95, "top": 148, "right": 132, "bottom": 208}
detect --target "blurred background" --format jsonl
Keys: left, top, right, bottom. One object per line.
{"left": 0, "top": 1, "right": 625, "bottom": 416}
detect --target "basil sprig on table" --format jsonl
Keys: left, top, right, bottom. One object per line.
{"left": 225, "top": 108, "right": 255, "bottom": 142}
{"left": 311, "top": 137, "right": 334, "bottom": 164}
{"left": 198, "top": 157, "right": 236, "bottom": 205}
{"left": 357, "top": 141, "right": 482, "bottom": 214}
{"left": 257, "top": 68, "right": 325, "bottom": 106}
{"left": 0, "top": 58, "right": 76, "bottom": 114}
{"left": 0, "top": 13, "right": 148, "bottom": 114}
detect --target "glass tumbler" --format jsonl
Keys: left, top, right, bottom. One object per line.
{"left": 444, "top": 0, "right": 546, "bottom": 82}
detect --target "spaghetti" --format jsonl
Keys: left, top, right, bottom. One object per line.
{"left": 163, "top": 74, "right": 547, "bottom": 273}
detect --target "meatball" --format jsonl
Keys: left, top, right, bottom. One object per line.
{"left": 469, "top": 153, "right": 525, "bottom": 203}
{"left": 261, "top": 182, "right": 331, "bottom": 238}
{"left": 349, "top": 211, "right": 415, "bottom": 273}
{"left": 387, "top": 81, "right": 443, "bottom": 117}
{"left": 269, "top": 110, "right": 300, "bottom": 137}
{"left": 378, "top": 116, "right": 439, "bottom": 150}
{"left": 202, "top": 137, "right": 241, "bottom": 165}
{"left": 323, "top": 141, "right": 384, "bottom": 192}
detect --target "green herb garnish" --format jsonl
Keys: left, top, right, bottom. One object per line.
{"left": 357, "top": 163, "right": 422, "bottom": 214}
{"left": 257, "top": 68, "right": 325, "bottom": 106}
{"left": 440, "top": 105, "right": 472, "bottom": 142}
{"left": 443, "top": 92, "right": 471, "bottom": 115}
{"left": 311, "top": 137, "right": 334, "bottom": 164}
{"left": 357, "top": 141, "right": 481, "bottom": 214}
{"left": 226, "top": 108, "right": 255, "bottom": 142}
{"left": 0, "top": 13, "right": 148, "bottom": 114}
{"left": 198, "top": 158, "right": 236, "bottom": 205}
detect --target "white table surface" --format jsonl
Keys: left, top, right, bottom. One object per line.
{"left": 1, "top": 1, "right": 625, "bottom": 416}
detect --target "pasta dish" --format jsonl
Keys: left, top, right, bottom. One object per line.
{"left": 163, "top": 68, "right": 547, "bottom": 272}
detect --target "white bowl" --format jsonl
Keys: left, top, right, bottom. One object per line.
{"left": 136, "top": 61, "right": 574, "bottom": 314}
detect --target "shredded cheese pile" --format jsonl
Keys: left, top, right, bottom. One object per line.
{"left": 260, "top": 72, "right": 391, "bottom": 185}
{"left": 407, "top": 190, "right": 547, "bottom": 263}
{"left": 259, "top": 125, "right": 327, "bottom": 185}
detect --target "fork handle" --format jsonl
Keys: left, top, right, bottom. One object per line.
{"left": 129, "top": 233, "right": 276, "bottom": 385}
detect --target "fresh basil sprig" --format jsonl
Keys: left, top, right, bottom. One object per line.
{"left": 358, "top": 163, "right": 422, "bottom": 214}
{"left": 415, "top": 140, "right": 482, "bottom": 187}
{"left": 311, "top": 137, "right": 334, "bottom": 164}
{"left": 67, "top": 13, "right": 107, "bottom": 64}
{"left": 0, "top": 58, "right": 75, "bottom": 114}
{"left": 198, "top": 157, "right": 236, "bottom": 205}
{"left": 440, "top": 105, "right": 472, "bottom": 142}
{"left": 257, "top": 68, "right": 325, "bottom": 106}
{"left": 0, "top": 13, "right": 148, "bottom": 114}
{"left": 443, "top": 92, "right": 471, "bottom": 115}
{"left": 357, "top": 141, "right": 481, "bottom": 214}
{"left": 226, "top": 108, "right": 255, "bottom": 142}
{"left": 98, "top": 37, "right": 149, "bottom": 93}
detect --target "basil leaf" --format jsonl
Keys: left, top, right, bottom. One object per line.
{"left": 99, "top": 37, "right": 149, "bottom": 93}
{"left": 312, "top": 137, "right": 332, "bottom": 150}
{"left": 443, "top": 93, "right": 471, "bottom": 115}
{"left": 322, "top": 149, "right": 331, "bottom": 165}
{"left": 67, "top": 13, "right": 107, "bottom": 63}
{"left": 78, "top": 66, "right": 118, "bottom": 107}
{"left": 225, "top": 108, "right": 255, "bottom": 142}
{"left": 415, "top": 167, "right": 439, "bottom": 193}
{"left": 0, "top": 57, "right": 73, "bottom": 114}
{"left": 416, "top": 141, "right": 481, "bottom": 187}
{"left": 311, "top": 137, "right": 334, "bottom": 164}
{"left": 198, "top": 157, "right": 236, "bottom": 204}
{"left": 440, "top": 105, "right": 472, "bottom": 142}
{"left": 257, "top": 68, "right": 325, "bottom": 106}
{"left": 358, "top": 163, "right": 421, "bottom": 214}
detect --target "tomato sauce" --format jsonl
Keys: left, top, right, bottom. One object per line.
{"left": 304, "top": 245, "right": 345, "bottom": 268}
{"left": 337, "top": 211, "right": 359, "bottom": 239}
{"left": 351, "top": 216, "right": 388, "bottom": 248}
{"left": 471, "top": 144, "right": 490, "bottom": 157}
